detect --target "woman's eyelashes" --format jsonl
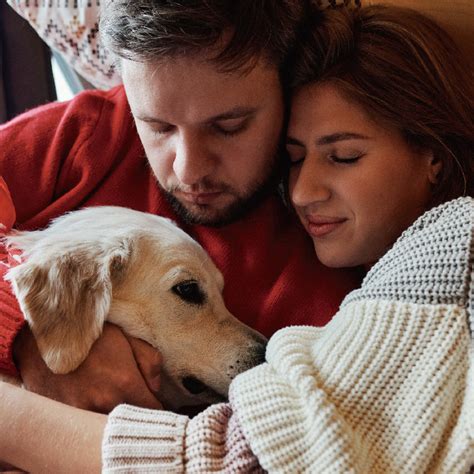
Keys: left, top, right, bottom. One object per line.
{"left": 285, "top": 144, "right": 305, "bottom": 166}
{"left": 329, "top": 153, "right": 364, "bottom": 164}
{"left": 286, "top": 145, "right": 365, "bottom": 167}
{"left": 289, "top": 155, "right": 305, "bottom": 167}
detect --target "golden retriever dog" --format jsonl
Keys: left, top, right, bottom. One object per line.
{"left": 3, "top": 206, "right": 266, "bottom": 410}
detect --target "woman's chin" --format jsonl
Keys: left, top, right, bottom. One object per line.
{"left": 315, "top": 249, "right": 364, "bottom": 269}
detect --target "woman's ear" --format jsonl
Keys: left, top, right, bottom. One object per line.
{"left": 426, "top": 151, "right": 443, "bottom": 185}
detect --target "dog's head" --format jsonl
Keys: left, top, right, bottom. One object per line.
{"left": 5, "top": 206, "right": 266, "bottom": 410}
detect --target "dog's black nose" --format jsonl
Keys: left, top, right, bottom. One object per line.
{"left": 182, "top": 376, "right": 207, "bottom": 394}
{"left": 252, "top": 342, "right": 267, "bottom": 365}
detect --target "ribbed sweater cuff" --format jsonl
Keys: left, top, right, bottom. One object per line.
{"left": 103, "top": 403, "right": 263, "bottom": 473}
{"left": 102, "top": 405, "right": 188, "bottom": 472}
{"left": 0, "top": 270, "right": 25, "bottom": 377}
{"left": 185, "top": 403, "right": 263, "bottom": 473}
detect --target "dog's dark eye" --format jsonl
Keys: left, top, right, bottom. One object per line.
{"left": 172, "top": 280, "right": 205, "bottom": 305}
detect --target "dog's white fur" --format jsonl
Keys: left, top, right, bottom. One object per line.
{"left": 4, "top": 206, "right": 266, "bottom": 409}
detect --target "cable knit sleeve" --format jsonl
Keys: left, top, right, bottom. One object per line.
{"left": 102, "top": 403, "right": 263, "bottom": 473}
{"left": 231, "top": 197, "right": 474, "bottom": 473}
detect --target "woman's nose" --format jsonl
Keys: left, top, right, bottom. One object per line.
{"left": 290, "top": 160, "right": 331, "bottom": 208}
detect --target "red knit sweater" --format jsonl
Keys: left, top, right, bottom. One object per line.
{"left": 0, "top": 86, "right": 361, "bottom": 376}
{"left": 0, "top": 177, "right": 15, "bottom": 233}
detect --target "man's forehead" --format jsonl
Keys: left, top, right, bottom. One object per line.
{"left": 122, "top": 55, "right": 281, "bottom": 123}
{"left": 121, "top": 51, "right": 277, "bottom": 81}
{"left": 136, "top": 105, "right": 259, "bottom": 124}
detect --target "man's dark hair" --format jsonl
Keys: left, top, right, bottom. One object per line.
{"left": 100, "top": 0, "right": 305, "bottom": 73}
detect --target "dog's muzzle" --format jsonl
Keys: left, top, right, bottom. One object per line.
{"left": 182, "top": 376, "right": 209, "bottom": 395}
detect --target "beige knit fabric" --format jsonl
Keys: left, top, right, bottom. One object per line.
{"left": 103, "top": 403, "right": 262, "bottom": 472}
{"left": 232, "top": 197, "right": 474, "bottom": 473}
{"left": 103, "top": 197, "right": 473, "bottom": 472}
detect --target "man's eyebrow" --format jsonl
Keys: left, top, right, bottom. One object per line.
{"left": 135, "top": 107, "right": 258, "bottom": 125}
{"left": 135, "top": 115, "right": 168, "bottom": 124}
{"left": 205, "top": 106, "right": 258, "bottom": 123}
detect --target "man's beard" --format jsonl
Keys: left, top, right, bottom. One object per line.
{"left": 159, "top": 166, "right": 281, "bottom": 227}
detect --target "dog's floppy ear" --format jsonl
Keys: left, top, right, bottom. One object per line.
{"left": 6, "top": 239, "right": 132, "bottom": 374}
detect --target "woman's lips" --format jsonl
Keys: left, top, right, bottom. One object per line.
{"left": 305, "top": 216, "right": 347, "bottom": 238}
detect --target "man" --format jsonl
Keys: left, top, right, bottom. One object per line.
{"left": 0, "top": 0, "right": 360, "bottom": 412}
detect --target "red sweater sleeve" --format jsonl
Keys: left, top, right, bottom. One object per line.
{"left": 0, "top": 178, "right": 20, "bottom": 374}
{"left": 0, "top": 265, "right": 25, "bottom": 376}
{"left": 0, "top": 87, "right": 130, "bottom": 375}
{"left": 0, "top": 177, "right": 15, "bottom": 233}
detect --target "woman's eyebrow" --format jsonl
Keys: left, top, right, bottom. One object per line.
{"left": 316, "top": 132, "right": 370, "bottom": 145}
{"left": 286, "top": 132, "right": 371, "bottom": 147}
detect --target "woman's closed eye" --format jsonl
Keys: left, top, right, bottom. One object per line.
{"left": 286, "top": 143, "right": 305, "bottom": 166}
{"left": 329, "top": 153, "right": 364, "bottom": 164}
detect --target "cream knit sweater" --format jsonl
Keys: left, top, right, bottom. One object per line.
{"left": 102, "top": 197, "right": 474, "bottom": 473}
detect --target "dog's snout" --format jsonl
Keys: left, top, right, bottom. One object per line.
{"left": 252, "top": 342, "right": 267, "bottom": 365}
{"left": 231, "top": 339, "right": 267, "bottom": 375}
{"left": 182, "top": 376, "right": 208, "bottom": 394}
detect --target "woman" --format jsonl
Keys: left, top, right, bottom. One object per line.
{"left": 0, "top": 5, "right": 473, "bottom": 473}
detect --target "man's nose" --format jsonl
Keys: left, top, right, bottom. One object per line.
{"left": 173, "top": 133, "right": 215, "bottom": 185}
{"left": 290, "top": 160, "right": 331, "bottom": 208}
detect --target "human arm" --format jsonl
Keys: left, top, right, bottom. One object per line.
{"left": 0, "top": 380, "right": 105, "bottom": 474}
{"left": 0, "top": 381, "right": 262, "bottom": 473}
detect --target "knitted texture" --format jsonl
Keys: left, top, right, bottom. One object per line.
{"left": 0, "top": 177, "right": 15, "bottom": 234}
{"left": 184, "top": 404, "right": 263, "bottom": 473}
{"left": 232, "top": 197, "right": 474, "bottom": 473}
{"left": 103, "top": 406, "right": 188, "bottom": 472}
{"left": 102, "top": 198, "right": 473, "bottom": 472}
{"left": 103, "top": 404, "right": 263, "bottom": 473}
{"left": 344, "top": 197, "right": 473, "bottom": 308}
{"left": 0, "top": 246, "right": 24, "bottom": 377}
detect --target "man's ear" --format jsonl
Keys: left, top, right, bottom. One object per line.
{"left": 5, "top": 240, "right": 132, "bottom": 374}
